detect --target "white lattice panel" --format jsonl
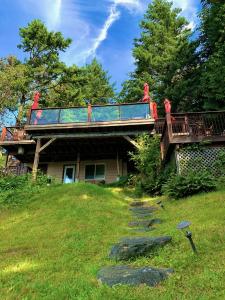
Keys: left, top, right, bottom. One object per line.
{"left": 176, "top": 147, "right": 224, "bottom": 175}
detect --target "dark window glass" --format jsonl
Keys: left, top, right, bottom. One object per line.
{"left": 95, "top": 164, "right": 105, "bottom": 179}
{"left": 85, "top": 165, "right": 95, "bottom": 179}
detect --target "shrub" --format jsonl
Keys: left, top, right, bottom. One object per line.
{"left": 0, "top": 172, "right": 55, "bottom": 206}
{"left": 163, "top": 171, "right": 216, "bottom": 199}
{"left": 130, "top": 134, "right": 175, "bottom": 195}
{"left": 105, "top": 175, "right": 130, "bottom": 187}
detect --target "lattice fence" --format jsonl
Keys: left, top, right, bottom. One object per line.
{"left": 175, "top": 146, "right": 225, "bottom": 175}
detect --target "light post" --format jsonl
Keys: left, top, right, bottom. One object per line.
{"left": 177, "top": 221, "right": 197, "bottom": 254}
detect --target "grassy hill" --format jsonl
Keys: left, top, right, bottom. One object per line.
{"left": 0, "top": 183, "right": 224, "bottom": 299}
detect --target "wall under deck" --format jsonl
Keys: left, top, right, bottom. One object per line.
{"left": 47, "top": 159, "right": 127, "bottom": 183}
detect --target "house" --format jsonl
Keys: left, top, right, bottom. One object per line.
{"left": 0, "top": 101, "right": 155, "bottom": 183}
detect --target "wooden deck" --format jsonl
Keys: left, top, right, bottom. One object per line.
{"left": 160, "top": 111, "right": 225, "bottom": 160}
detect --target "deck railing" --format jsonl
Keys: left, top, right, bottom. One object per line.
{"left": 29, "top": 102, "right": 151, "bottom": 125}
{"left": 171, "top": 111, "right": 225, "bottom": 137}
{"left": 0, "top": 165, "right": 28, "bottom": 176}
{"left": 0, "top": 126, "right": 26, "bottom": 142}
{"left": 160, "top": 111, "right": 225, "bottom": 160}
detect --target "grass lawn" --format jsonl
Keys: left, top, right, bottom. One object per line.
{"left": 0, "top": 183, "right": 224, "bottom": 299}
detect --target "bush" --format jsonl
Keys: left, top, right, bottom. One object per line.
{"left": 105, "top": 175, "right": 130, "bottom": 187}
{"left": 0, "top": 172, "right": 55, "bottom": 206}
{"left": 163, "top": 171, "right": 216, "bottom": 199}
{"left": 130, "top": 134, "right": 164, "bottom": 195}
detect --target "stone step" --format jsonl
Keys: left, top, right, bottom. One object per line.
{"left": 130, "top": 206, "right": 158, "bottom": 213}
{"left": 129, "top": 201, "right": 145, "bottom": 207}
{"left": 97, "top": 265, "right": 173, "bottom": 287}
{"left": 128, "top": 218, "right": 162, "bottom": 228}
{"left": 133, "top": 212, "right": 153, "bottom": 219}
{"left": 109, "top": 236, "right": 172, "bottom": 261}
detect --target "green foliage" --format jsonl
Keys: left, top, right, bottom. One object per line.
{"left": 0, "top": 149, "right": 5, "bottom": 167}
{"left": 0, "top": 184, "right": 225, "bottom": 299}
{"left": 163, "top": 171, "right": 216, "bottom": 199}
{"left": 0, "top": 20, "right": 115, "bottom": 124}
{"left": 0, "top": 173, "right": 55, "bottom": 206}
{"left": 119, "top": 0, "right": 198, "bottom": 111}
{"left": 105, "top": 175, "right": 130, "bottom": 187}
{"left": 198, "top": 1, "right": 225, "bottom": 110}
{"left": 47, "top": 59, "right": 115, "bottom": 106}
{"left": 130, "top": 134, "right": 169, "bottom": 195}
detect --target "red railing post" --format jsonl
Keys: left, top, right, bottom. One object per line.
{"left": 1, "top": 127, "right": 7, "bottom": 141}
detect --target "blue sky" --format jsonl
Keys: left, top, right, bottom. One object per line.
{"left": 0, "top": 0, "right": 201, "bottom": 91}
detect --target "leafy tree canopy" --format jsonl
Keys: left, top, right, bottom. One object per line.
{"left": 119, "top": 0, "right": 197, "bottom": 111}
{"left": 0, "top": 20, "right": 115, "bottom": 125}
{"left": 199, "top": 0, "right": 225, "bottom": 110}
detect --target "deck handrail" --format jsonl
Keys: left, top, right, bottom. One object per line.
{"left": 28, "top": 102, "right": 152, "bottom": 125}
{"left": 160, "top": 110, "right": 225, "bottom": 160}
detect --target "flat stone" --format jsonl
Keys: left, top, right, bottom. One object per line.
{"left": 128, "top": 219, "right": 162, "bottom": 228}
{"left": 130, "top": 206, "right": 157, "bottom": 213}
{"left": 133, "top": 212, "right": 153, "bottom": 219}
{"left": 130, "top": 201, "right": 145, "bottom": 207}
{"left": 109, "top": 236, "right": 172, "bottom": 260}
{"left": 97, "top": 265, "right": 173, "bottom": 287}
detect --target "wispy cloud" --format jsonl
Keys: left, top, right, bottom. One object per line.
{"left": 173, "top": 0, "right": 198, "bottom": 30}
{"left": 45, "top": 0, "right": 62, "bottom": 29}
{"left": 79, "top": 0, "right": 144, "bottom": 62}
{"left": 84, "top": 4, "right": 120, "bottom": 59}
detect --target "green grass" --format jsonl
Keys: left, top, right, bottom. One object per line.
{"left": 0, "top": 183, "right": 224, "bottom": 299}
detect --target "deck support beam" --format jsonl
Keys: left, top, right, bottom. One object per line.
{"left": 32, "top": 138, "right": 56, "bottom": 181}
{"left": 123, "top": 136, "right": 139, "bottom": 149}
{"left": 32, "top": 138, "right": 41, "bottom": 181}
{"left": 75, "top": 152, "right": 80, "bottom": 182}
{"left": 39, "top": 138, "right": 56, "bottom": 153}
{"left": 116, "top": 151, "right": 120, "bottom": 178}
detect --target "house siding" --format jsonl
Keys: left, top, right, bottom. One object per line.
{"left": 46, "top": 159, "right": 126, "bottom": 183}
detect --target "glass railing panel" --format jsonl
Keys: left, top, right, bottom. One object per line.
{"left": 59, "top": 107, "right": 88, "bottom": 123}
{"left": 91, "top": 106, "right": 119, "bottom": 122}
{"left": 30, "top": 109, "right": 60, "bottom": 125}
{"left": 120, "top": 103, "right": 150, "bottom": 120}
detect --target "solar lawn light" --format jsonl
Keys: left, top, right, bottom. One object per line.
{"left": 177, "top": 221, "right": 197, "bottom": 254}
{"left": 156, "top": 200, "right": 165, "bottom": 210}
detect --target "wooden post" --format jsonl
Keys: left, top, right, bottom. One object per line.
{"left": 88, "top": 104, "right": 92, "bottom": 122}
{"left": 75, "top": 152, "right": 80, "bottom": 182}
{"left": 116, "top": 151, "right": 120, "bottom": 180}
{"left": 32, "top": 139, "right": 41, "bottom": 181}
{"left": 26, "top": 108, "right": 32, "bottom": 125}
{"left": 5, "top": 152, "right": 9, "bottom": 168}
{"left": 166, "top": 113, "right": 173, "bottom": 141}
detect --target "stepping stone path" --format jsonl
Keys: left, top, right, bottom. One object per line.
{"left": 130, "top": 206, "right": 158, "bottom": 219}
{"left": 128, "top": 218, "right": 162, "bottom": 230}
{"left": 97, "top": 265, "right": 173, "bottom": 287}
{"left": 97, "top": 198, "right": 173, "bottom": 287}
{"left": 109, "top": 236, "right": 172, "bottom": 260}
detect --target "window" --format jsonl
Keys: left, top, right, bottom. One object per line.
{"left": 63, "top": 165, "right": 76, "bottom": 183}
{"left": 85, "top": 164, "right": 105, "bottom": 180}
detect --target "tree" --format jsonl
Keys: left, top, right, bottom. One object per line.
{"left": 119, "top": 0, "right": 199, "bottom": 112}
{"left": 0, "top": 20, "right": 72, "bottom": 124}
{"left": 47, "top": 59, "right": 115, "bottom": 106}
{"left": 81, "top": 59, "right": 115, "bottom": 105}
{"left": 18, "top": 19, "right": 72, "bottom": 105}
{"left": 0, "top": 56, "right": 31, "bottom": 125}
{"left": 0, "top": 20, "right": 115, "bottom": 125}
{"left": 198, "top": 0, "right": 225, "bottom": 110}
